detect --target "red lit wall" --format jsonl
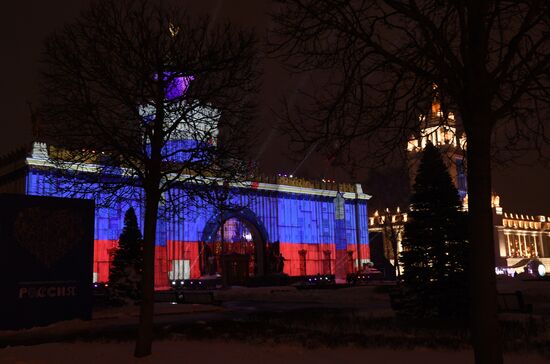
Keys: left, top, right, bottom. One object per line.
{"left": 93, "top": 239, "right": 118, "bottom": 282}
{"left": 94, "top": 240, "right": 370, "bottom": 289}
{"left": 166, "top": 241, "right": 201, "bottom": 279}
{"left": 94, "top": 239, "right": 203, "bottom": 290}
{"left": 280, "top": 242, "right": 337, "bottom": 276}
{"left": 347, "top": 243, "right": 370, "bottom": 263}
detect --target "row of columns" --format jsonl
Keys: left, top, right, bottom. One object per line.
{"left": 505, "top": 232, "right": 545, "bottom": 258}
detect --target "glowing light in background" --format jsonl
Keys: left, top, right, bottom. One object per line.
{"left": 166, "top": 75, "right": 195, "bottom": 100}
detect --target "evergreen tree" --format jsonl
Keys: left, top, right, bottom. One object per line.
{"left": 399, "top": 143, "right": 469, "bottom": 318}
{"left": 109, "top": 207, "right": 143, "bottom": 304}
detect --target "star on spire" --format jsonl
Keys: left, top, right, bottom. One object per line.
{"left": 169, "top": 22, "right": 180, "bottom": 38}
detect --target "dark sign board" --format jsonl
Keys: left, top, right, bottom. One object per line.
{"left": 0, "top": 194, "right": 94, "bottom": 330}
{"left": 368, "top": 231, "right": 396, "bottom": 280}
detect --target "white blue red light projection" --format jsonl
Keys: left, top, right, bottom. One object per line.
{"left": 23, "top": 74, "right": 370, "bottom": 288}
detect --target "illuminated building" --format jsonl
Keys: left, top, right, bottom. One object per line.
{"left": 406, "top": 85, "right": 468, "bottom": 201}
{"left": 371, "top": 86, "right": 550, "bottom": 275}
{"left": 0, "top": 142, "right": 371, "bottom": 289}
{"left": 493, "top": 199, "right": 550, "bottom": 273}
{"left": 0, "top": 70, "right": 372, "bottom": 289}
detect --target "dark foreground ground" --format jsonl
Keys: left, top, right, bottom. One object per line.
{"left": 2, "top": 340, "right": 548, "bottom": 364}
{"left": 1, "top": 277, "right": 549, "bottom": 363}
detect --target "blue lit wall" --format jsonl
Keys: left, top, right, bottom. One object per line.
{"left": 25, "top": 166, "right": 370, "bottom": 284}
{"left": 25, "top": 167, "right": 371, "bottom": 246}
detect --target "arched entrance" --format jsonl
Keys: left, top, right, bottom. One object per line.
{"left": 200, "top": 207, "right": 269, "bottom": 285}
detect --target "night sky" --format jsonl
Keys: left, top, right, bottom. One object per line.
{"left": 1, "top": 0, "right": 548, "bottom": 215}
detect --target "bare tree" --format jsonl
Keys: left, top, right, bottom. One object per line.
{"left": 366, "top": 166, "right": 409, "bottom": 277}
{"left": 368, "top": 208, "right": 405, "bottom": 278}
{"left": 382, "top": 208, "right": 404, "bottom": 277}
{"left": 270, "top": 1, "right": 550, "bottom": 363}
{"left": 39, "top": 0, "right": 259, "bottom": 357}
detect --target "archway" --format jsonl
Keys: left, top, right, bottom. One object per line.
{"left": 200, "top": 207, "right": 269, "bottom": 284}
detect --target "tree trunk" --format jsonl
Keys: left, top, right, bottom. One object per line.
{"left": 466, "top": 125, "right": 502, "bottom": 364}
{"left": 394, "top": 239, "right": 401, "bottom": 277}
{"left": 388, "top": 227, "right": 400, "bottom": 278}
{"left": 134, "top": 190, "right": 160, "bottom": 358}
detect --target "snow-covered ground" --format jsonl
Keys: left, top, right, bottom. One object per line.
{"left": 213, "top": 284, "right": 392, "bottom": 305}
{"left": 1, "top": 340, "right": 548, "bottom": 364}
{"left": 2, "top": 279, "right": 549, "bottom": 363}
{"left": 497, "top": 276, "right": 550, "bottom": 314}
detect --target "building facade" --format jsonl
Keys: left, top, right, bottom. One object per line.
{"left": 371, "top": 89, "right": 550, "bottom": 275}
{"left": 493, "top": 197, "right": 550, "bottom": 273}
{"left": 369, "top": 199, "right": 550, "bottom": 275}
{"left": 0, "top": 143, "right": 371, "bottom": 289}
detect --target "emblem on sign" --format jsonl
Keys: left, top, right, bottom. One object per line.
{"left": 14, "top": 207, "right": 84, "bottom": 268}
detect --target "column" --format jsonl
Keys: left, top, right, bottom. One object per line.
{"left": 517, "top": 234, "right": 523, "bottom": 257}
{"left": 334, "top": 192, "right": 347, "bottom": 283}
{"left": 539, "top": 232, "right": 546, "bottom": 257}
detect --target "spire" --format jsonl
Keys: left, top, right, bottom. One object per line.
{"left": 431, "top": 83, "right": 441, "bottom": 115}
{"left": 169, "top": 22, "right": 180, "bottom": 38}
{"left": 423, "top": 83, "right": 456, "bottom": 128}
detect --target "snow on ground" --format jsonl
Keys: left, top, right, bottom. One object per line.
{"left": 1, "top": 340, "right": 548, "bottom": 364}
{"left": 214, "top": 284, "right": 392, "bottom": 306}
{"left": 93, "top": 302, "right": 223, "bottom": 320}
{"left": 0, "top": 303, "right": 221, "bottom": 346}
{"left": 497, "top": 276, "right": 550, "bottom": 314}
{"left": 213, "top": 277, "right": 549, "bottom": 307}
{"left": 2, "top": 280, "right": 549, "bottom": 363}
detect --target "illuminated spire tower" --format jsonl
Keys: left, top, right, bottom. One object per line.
{"left": 407, "top": 84, "right": 468, "bottom": 201}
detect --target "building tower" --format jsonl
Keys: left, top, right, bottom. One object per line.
{"left": 368, "top": 85, "right": 469, "bottom": 276}
{"left": 370, "top": 85, "right": 550, "bottom": 277}
{"left": 406, "top": 85, "right": 468, "bottom": 201}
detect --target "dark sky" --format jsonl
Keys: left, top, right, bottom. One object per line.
{"left": 0, "top": 0, "right": 548, "bottom": 215}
